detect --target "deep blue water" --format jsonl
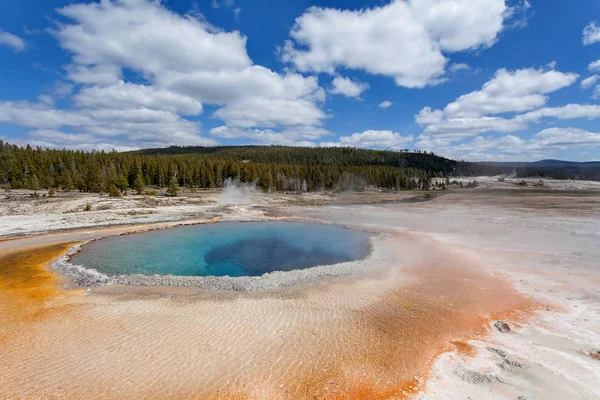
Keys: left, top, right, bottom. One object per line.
{"left": 70, "top": 222, "right": 371, "bottom": 277}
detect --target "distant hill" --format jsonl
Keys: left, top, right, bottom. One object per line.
{"left": 129, "top": 145, "right": 459, "bottom": 173}
{"left": 131, "top": 146, "right": 600, "bottom": 181}
{"left": 477, "top": 160, "right": 600, "bottom": 181}
{"left": 0, "top": 142, "right": 468, "bottom": 192}
{"left": 2, "top": 140, "right": 598, "bottom": 192}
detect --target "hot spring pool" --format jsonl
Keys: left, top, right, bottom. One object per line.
{"left": 70, "top": 222, "right": 371, "bottom": 278}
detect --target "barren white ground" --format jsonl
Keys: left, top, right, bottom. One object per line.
{"left": 291, "top": 191, "right": 600, "bottom": 399}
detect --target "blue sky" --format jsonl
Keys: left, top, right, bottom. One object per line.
{"left": 1, "top": 0, "right": 600, "bottom": 161}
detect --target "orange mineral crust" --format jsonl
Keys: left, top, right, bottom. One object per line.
{"left": 0, "top": 243, "right": 82, "bottom": 319}
{"left": 0, "top": 234, "right": 535, "bottom": 399}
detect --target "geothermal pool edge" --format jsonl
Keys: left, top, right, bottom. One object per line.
{"left": 52, "top": 220, "right": 386, "bottom": 291}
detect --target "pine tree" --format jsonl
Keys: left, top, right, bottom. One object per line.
{"left": 166, "top": 176, "right": 179, "bottom": 197}
{"left": 30, "top": 174, "right": 40, "bottom": 195}
{"left": 87, "top": 168, "right": 104, "bottom": 193}
{"left": 116, "top": 174, "right": 129, "bottom": 191}
{"left": 108, "top": 183, "right": 121, "bottom": 197}
{"left": 259, "top": 171, "right": 273, "bottom": 191}
{"left": 315, "top": 169, "right": 325, "bottom": 190}
{"left": 133, "top": 174, "right": 145, "bottom": 194}
{"left": 10, "top": 176, "right": 21, "bottom": 189}
{"left": 63, "top": 171, "right": 75, "bottom": 192}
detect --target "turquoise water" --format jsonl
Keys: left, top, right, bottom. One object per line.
{"left": 70, "top": 222, "right": 371, "bottom": 277}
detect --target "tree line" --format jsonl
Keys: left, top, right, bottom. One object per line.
{"left": 0, "top": 141, "right": 475, "bottom": 193}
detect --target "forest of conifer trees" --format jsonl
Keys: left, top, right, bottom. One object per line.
{"left": 0, "top": 141, "right": 483, "bottom": 193}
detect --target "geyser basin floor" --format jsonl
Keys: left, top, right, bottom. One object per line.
{"left": 1, "top": 190, "right": 599, "bottom": 399}
{"left": 0, "top": 233, "right": 535, "bottom": 400}
{"left": 70, "top": 222, "right": 371, "bottom": 278}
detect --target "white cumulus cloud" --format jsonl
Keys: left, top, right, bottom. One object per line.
{"left": 210, "top": 125, "right": 330, "bottom": 146}
{"left": 415, "top": 67, "right": 579, "bottom": 142}
{"left": 517, "top": 104, "right": 600, "bottom": 122}
{"left": 581, "top": 75, "right": 600, "bottom": 89}
{"left": 75, "top": 82, "right": 203, "bottom": 115}
{"left": 442, "top": 68, "right": 578, "bottom": 118}
{"left": 283, "top": 0, "right": 526, "bottom": 88}
{"left": 449, "top": 63, "right": 471, "bottom": 72}
{"left": 55, "top": 0, "right": 326, "bottom": 131}
{"left": 65, "top": 64, "right": 123, "bottom": 86}
{"left": 588, "top": 60, "right": 600, "bottom": 72}
{"left": 0, "top": 28, "right": 25, "bottom": 51}
{"left": 583, "top": 22, "right": 600, "bottom": 46}
{"left": 419, "top": 127, "right": 600, "bottom": 161}
{"left": 0, "top": 100, "right": 215, "bottom": 150}
{"left": 55, "top": 0, "right": 251, "bottom": 77}
{"left": 1, "top": 0, "right": 331, "bottom": 149}
{"left": 330, "top": 76, "right": 369, "bottom": 98}
{"left": 321, "top": 130, "right": 413, "bottom": 149}
{"left": 533, "top": 127, "right": 600, "bottom": 148}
